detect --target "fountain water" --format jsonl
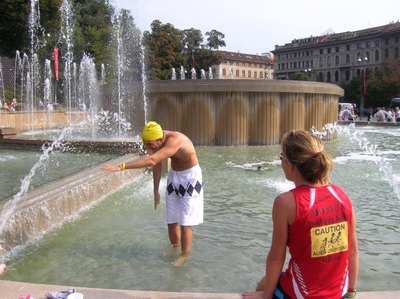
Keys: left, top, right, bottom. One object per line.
{"left": 2, "top": 0, "right": 399, "bottom": 296}
{"left": 0, "top": 125, "right": 399, "bottom": 294}
{"left": 201, "top": 69, "right": 206, "bottom": 79}
{"left": 191, "top": 67, "right": 197, "bottom": 79}
{"left": 208, "top": 66, "right": 213, "bottom": 79}
{"left": 180, "top": 65, "right": 185, "bottom": 80}
{"left": 171, "top": 68, "right": 176, "bottom": 80}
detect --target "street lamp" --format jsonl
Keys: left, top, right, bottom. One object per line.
{"left": 357, "top": 56, "right": 368, "bottom": 119}
{"left": 184, "top": 42, "right": 196, "bottom": 79}
{"left": 305, "top": 68, "right": 312, "bottom": 80}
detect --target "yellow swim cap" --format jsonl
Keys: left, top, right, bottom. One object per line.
{"left": 141, "top": 121, "right": 163, "bottom": 141}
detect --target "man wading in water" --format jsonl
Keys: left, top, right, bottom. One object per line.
{"left": 101, "top": 121, "right": 204, "bottom": 266}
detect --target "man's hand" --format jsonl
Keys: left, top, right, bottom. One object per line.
{"left": 154, "top": 192, "right": 161, "bottom": 210}
{"left": 100, "top": 164, "right": 120, "bottom": 172}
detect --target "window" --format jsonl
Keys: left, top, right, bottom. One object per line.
{"left": 254, "top": 71, "right": 257, "bottom": 78}
{"left": 395, "top": 37, "right": 399, "bottom": 43}
{"left": 248, "top": 70, "right": 251, "bottom": 77}
{"left": 242, "top": 70, "right": 246, "bottom": 77}
{"left": 327, "top": 72, "right": 331, "bottom": 82}
{"left": 236, "top": 69, "right": 239, "bottom": 77}
{"left": 335, "top": 46, "right": 339, "bottom": 52}
{"left": 366, "top": 41, "right": 371, "bottom": 48}
{"left": 375, "top": 50, "right": 380, "bottom": 61}
{"left": 385, "top": 48, "right": 389, "bottom": 58}
{"left": 319, "top": 57, "right": 323, "bottom": 67}
{"left": 327, "top": 56, "right": 331, "bottom": 66}
{"left": 335, "top": 71, "right": 339, "bottom": 82}
{"left": 346, "top": 70, "right": 350, "bottom": 81}
{"left": 335, "top": 56, "right": 339, "bottom": 66}
{"left": 385, "top": 39, "right": 389, "bottom": 45}
{"left": 260, "top": 71, "right": 264, "bottom": 78}
{"left": 375, "top": 40, "right": 380, "bottom": 47}
{"left": 346, "top": 45, "right": 350, "bottom": 51}
{"left": 346, "top": 54, "right": 350, "bottom": 64}
{"left": 366, "top": 52, "right": 370, "bottom": 62}
{"left": 223, "top": 69, "right": 226, "bottom": 76}
{"left": 327, "top": 48, "right": 331, "bottom": 53}
{"left": 320, "top": 49, "right": 323, "bottom": 54}
{"left": 395, "top": 47, "right": 399, "bottom": 59}
{"left": 357, "top": 43, "right": 362, "bottom": 49}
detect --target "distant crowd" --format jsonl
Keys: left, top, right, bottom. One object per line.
{"left": 0, "top": 97, "right": 16, "bottom": 112}
{"left": 339, "top": 106, "right": 400, "bottom": 122}
{"left": 1, "top": 98, "right": 87, "bottom": 112}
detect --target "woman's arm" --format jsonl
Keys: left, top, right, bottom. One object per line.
{"left": 346, "top": 207, "right": 359, "bottom": 297}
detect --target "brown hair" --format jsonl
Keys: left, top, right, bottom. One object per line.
{"left": 281, "top": 130, "right": 332, "bottom": 184}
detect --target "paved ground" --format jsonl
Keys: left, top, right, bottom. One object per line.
{"left": 1, "top": 280, "right": 400, "bottom": 299}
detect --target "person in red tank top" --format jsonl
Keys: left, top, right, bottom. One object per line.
{"left": 243, "top": 130, "right": 359, "bottom": 299}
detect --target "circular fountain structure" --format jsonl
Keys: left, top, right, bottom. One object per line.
{"left": 102, "top": 79, "right": 343, "bottom": 146}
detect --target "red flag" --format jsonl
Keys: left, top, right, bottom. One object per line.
{"left": 54, "top": 47, "right": 59, "bottom": 81}
{"left": 362, "top": 69, "right": 366, "bottom": 95}
{"left": 191, "top": 56, "right": 195, "bottom": 70}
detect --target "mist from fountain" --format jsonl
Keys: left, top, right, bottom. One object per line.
{"left": 191, "top": 67, "right": 197, "bottom": 79}
{"left": 171, "top": 68, "right": 176, "bottom": 80}
{"left": 201, "top": 69, "right": 206, "bottom": 79}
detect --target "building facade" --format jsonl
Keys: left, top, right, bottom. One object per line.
{"left": 272, "top": 21, "right": 400, "bottom": 83}
{"left": 211, "top": 51, "right": 274, "bottom": 80}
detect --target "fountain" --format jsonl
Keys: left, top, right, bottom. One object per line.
{"left": 1, "top": 0, "right": 399, "bottom": 297}
{"left": 201, "top": 69, "right": 206, "bottom": 79}
{"left": 0, "top": 125, "right": 399, "bottom": 295}
{"left": 171, "top": 68, "right": 176, "bottom": 80}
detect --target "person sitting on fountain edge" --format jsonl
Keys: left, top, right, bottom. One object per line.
{"left": 242, "top": 130, "right": 359, "bottom": 299}
{"left": 101, "top": 121, "right": 203, "bottom": 266}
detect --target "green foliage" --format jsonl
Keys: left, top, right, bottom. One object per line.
{"left": 290, "top": 71, "right": 310, "bottom": 81}
{"left": 0, "top": 0, "right": 30, "bottom": 56}
{"left": 144, "top": 21, "right": 225, "bottom": 80}
{"left": 0, "top": 0, "right": 226, "bottom": 82}
{"left": 205, "top": 30, "right": 226, "bottom": 50}
{"left": 341, "top": 61, "right": 400, "bottom": 108}
{"left": 143, "top": 21, "right": 185, "bottom": 80}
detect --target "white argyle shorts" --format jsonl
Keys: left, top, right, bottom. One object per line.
{"left": 166, "top": 164, "right": 203, "bottom": 226}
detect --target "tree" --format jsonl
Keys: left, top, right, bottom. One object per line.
{"left": 0, "top": 0, "right": 30, "bottom": 57}
{"left": 144, "top": 22, "right": 226, "bottom": 80}
{"left": 290, "top": 71, "right": 310, "bottom": 81}
{"left": 143, "top": 21, "right": 185, "bottom": 80}
{"left": 205, "top": 29, "right": 226, "bottom": 50}
{"left": 340, "top": 61, "right": 400, "bottom": 108}
{"left": 72, "top": 0, "right": 114, "bottom": 66}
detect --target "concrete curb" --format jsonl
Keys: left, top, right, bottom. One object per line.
{"left": 1, "top": 280, "right": 400, "bottom": 299}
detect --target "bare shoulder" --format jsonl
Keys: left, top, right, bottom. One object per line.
{"left": 274, "top": 191, "right": 296, "bottom": 224}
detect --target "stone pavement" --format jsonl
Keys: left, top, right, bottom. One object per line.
{"left": 1, "top": 280, "right": 400, "bottom": 299}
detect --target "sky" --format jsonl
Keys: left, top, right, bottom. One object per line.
{"left": 115, "top": 0, "right": 400, "bottom": 55}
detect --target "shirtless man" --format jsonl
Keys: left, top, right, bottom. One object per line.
{"left": 101, "top": 121, "right": 203, "bottom": 266}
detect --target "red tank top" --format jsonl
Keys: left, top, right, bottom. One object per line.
{"left": 279, "top": 184, "right": 353, "bottom": 299}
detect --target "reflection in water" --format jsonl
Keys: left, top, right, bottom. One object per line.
{"left": 0, "top": 125, "right": 399, "bottom": 293}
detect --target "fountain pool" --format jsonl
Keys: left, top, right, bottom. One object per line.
{"left": 0, "top": 125, "right": 399, "bottom": 294}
